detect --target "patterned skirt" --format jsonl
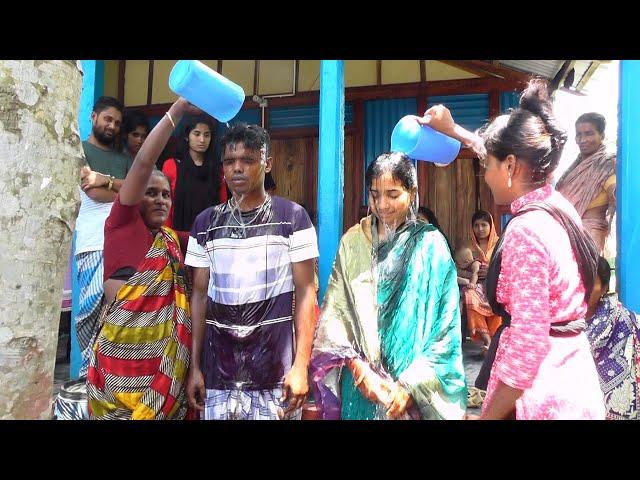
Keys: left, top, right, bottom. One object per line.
{"left": 75, "top": 250, "right": 104, "bottom": 377}
{"left": 203, "top": 386, "right": 301, "bottom": 420}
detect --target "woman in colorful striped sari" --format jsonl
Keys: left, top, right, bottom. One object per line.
{"left": 311, "top": 152, "right": 467, "bottom": 420}
{"left": 87, "top": 98, "right": 202, "bottom": 420}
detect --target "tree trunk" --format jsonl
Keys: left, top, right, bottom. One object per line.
{"left": 0, "top": 60, "right": 83, "bottom": 419}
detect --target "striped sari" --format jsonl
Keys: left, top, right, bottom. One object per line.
{"left": 75, "top": 250, "right": 105, "bottom": 377}
{"left": 87, "top": 228, "right": 192, "bottom": 420}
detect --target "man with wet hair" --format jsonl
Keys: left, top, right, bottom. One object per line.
{"left": 74, "top": 96, "right": 133, "bottom": 376}
{"left": 185, "top": 123, "right": 319, "bottom": 420}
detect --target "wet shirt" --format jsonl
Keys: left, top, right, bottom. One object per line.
{"left": 184, "top": 196, "right": 319, "bottom": 390}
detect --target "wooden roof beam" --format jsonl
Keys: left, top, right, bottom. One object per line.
{"left": 576, "top": 61, "right": 602, "bottom": 90}
{"left": 550, "top": 60, "right": 576, "bottom": 92}
{"left": 438, "top": 60, "right": 498, "bottom": 78}
{"left": 438, "top": 60, "right": 530, "bottom": 85}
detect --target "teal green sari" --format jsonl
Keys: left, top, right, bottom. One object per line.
{"left": 312, "top": 216, "right": 467, "bottom": 420}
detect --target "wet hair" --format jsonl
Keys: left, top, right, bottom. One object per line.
{"left": 365, "top": 152, "right": 417, "bottom": 192}
{"left": 596, "top": 256, "right": 611, "bottom": 290}
{"left": 471, "top": 210, "right": 492, "bottom": 226}
{"left": 575, "top": 112, "right": 606, "bottom": 136}
{"left": 93, "top": 96, "right": 124, "bottom": 116}
{"left": 122, "top": 110, "right": 150, "bottom": 137}
{"left": 220, "top": 122, "right": 270, "bottom": 158}
{"left": 478, "top": 79, "right": 568, "bottom": 183}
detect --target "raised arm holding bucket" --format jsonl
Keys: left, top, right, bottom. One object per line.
{"left": 391, "top": 114, "right": 462, "bottom": 165}
{"left": 415, "top": 106, "right": 487, "bottom": 159}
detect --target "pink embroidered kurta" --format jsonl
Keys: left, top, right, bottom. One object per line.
{"left": 482, "top": 184, "right": 605, "bottom": 419}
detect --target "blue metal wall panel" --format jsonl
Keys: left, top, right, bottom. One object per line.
{"left": 363, "top": 97, "right": 418, "bottom": 202}
{"left": 500, "top": 91, "right": 520, "bottom": 113}
{"left": 364, "top": 97, "right": 417, "bottom": 167}
{"left": 269, "top": 103, "right": 353, "bottom": 129}
{"left": 216, "top": 108, "right": 261, "bottom": 137}
{"left": 427, "top": 93, "right": 489, "bottom": 132}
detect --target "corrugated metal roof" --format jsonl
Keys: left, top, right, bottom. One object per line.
{"left": 580, "top": 61, "right": 617, "bottom": 94}
{"left": 571, "top": 60, "right": 592, "bottom": 87}
{"left": 500, "top": 60, "right": 565, "bottom": 79}
{"left": 499, "top": 60, "right": 608, "bottom": 91}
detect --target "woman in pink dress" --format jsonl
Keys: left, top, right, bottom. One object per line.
{"left": 420, "top": 79, "right": 605, "bottom": 420}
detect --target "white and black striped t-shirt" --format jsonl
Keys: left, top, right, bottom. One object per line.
{"left": 184, "top": 196, "right": 318, "bottom": 389}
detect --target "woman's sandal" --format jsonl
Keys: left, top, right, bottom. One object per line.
{"left": 467, "top": 387, "right": 487, "bottom": 408}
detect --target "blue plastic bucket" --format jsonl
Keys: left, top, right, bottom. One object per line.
{"left": 169, "top": 60, "right": 245, "bottom": 123}
{"left": 391, "top": 115, "right": 461, "bottom": 165}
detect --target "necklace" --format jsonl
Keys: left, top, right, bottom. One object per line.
{"left": 228, "top": 195, "right": 270, "bottom": 227}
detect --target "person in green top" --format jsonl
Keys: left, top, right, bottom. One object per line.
{"left": 74, "top": 96, "right": 134, "bottom": 377}
{"left": 80, "top": 96, "right": 132, "bottom": 195}
{"left": 311, "top": 152, "right": 467, "bottom": 420}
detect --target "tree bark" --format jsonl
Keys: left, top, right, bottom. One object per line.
{"left": 0, "top": 60, "right": 83, "bottom": 419}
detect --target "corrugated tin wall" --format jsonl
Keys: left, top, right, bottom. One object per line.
{"left": 364, "top": 97, "right": 417, "bottom": 167}
{"left": 216, "top": 108, "right": 261, "bottom": 137}
{"left": 269, "top": 103, "right": 353, "bottom": 129}
{"left": 363, "top": 97, "right": 418, "bottom": 202}
{"left": 427, "top": 94, "right": 490, "bottom": 132}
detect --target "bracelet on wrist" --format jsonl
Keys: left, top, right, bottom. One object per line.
{"left": 165, "top": 111, "right": 176, "bottom": 129}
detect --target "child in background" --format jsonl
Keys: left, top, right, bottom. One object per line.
{"left": 455, "top": 247, "right": 481, "bottom": 287}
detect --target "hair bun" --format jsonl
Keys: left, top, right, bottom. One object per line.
{"left": 519, "top": 78, "right": 552, "bottom": 117}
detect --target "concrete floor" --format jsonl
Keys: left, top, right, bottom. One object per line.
{"left": 51, "top": 335, "right": 487, "bottom": 417}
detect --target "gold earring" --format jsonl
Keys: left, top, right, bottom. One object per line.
{"left": 508, "top": 173, "right": 512, "bottom": 189}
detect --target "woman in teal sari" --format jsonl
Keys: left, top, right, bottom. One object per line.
{"left": 311, "top": 152, "right": 467, "bottom": 420}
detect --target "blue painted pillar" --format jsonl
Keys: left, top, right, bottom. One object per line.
{"left": 70, "top": 60, "right": 103, "bottom": 379}
{"left": 78, "top": 60, "right": 104, "bottom": 141}
{"left": 317, "top": 60, "right": 345, "bottom": 302}
{"left": 617, "top": 60, "right": 640, "bottom": 313}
